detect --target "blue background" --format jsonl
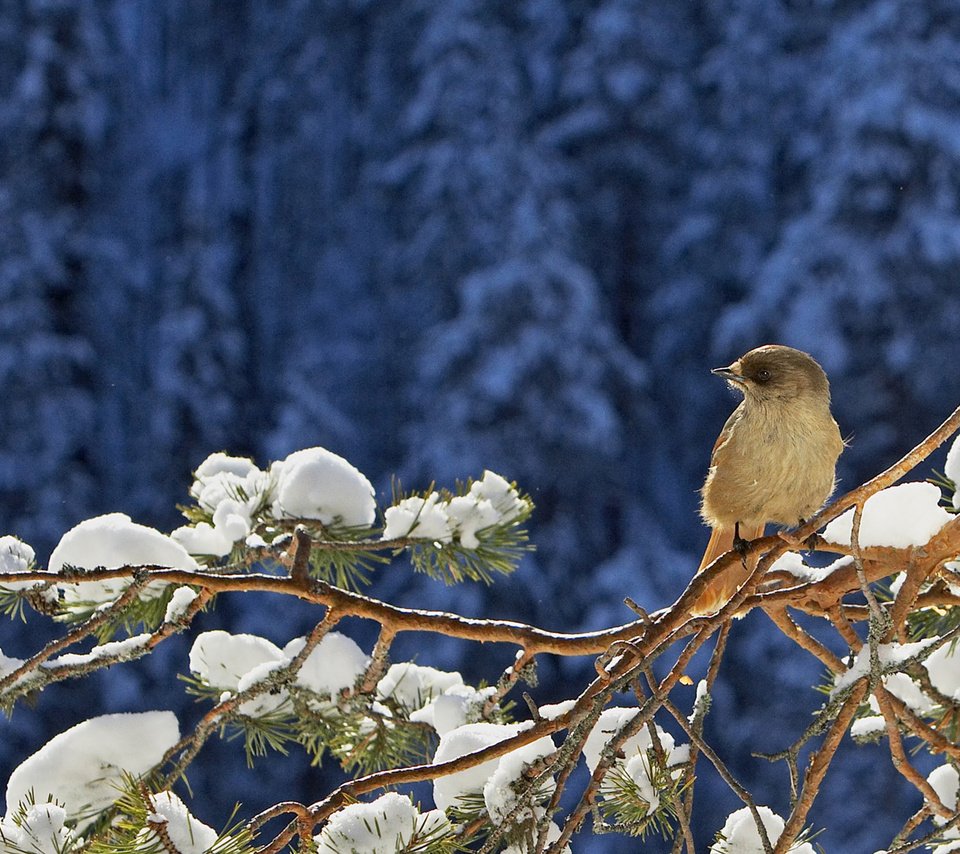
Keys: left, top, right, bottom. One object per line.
{"left": 2, "top": 1, "right": 960, "bottom": 850}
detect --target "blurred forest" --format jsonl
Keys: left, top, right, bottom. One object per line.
{"left": 3, "top": 1, "right": 960, "bottom": 850}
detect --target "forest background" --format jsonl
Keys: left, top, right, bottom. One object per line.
{"left": 3, "top": 1, "right": 960, "bottom": 850}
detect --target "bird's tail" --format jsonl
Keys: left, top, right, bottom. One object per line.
{"left": 692, "top": 522, "right": 766, "bottom": 616}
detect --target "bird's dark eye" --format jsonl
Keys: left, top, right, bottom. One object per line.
{"left": 756, "top": 368, "right": 771, "bottom": 382}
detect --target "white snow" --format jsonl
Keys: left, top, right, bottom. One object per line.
{"left": 270, "top": 447, "right": 376, "bottom": 528}
{"left": 431, "top": 722, "right": 554, "bottom": 812}
{"left": 483, "top": 733, "right": 555, "bottom": 824}
{"left": 381, "top": 471, "right": 528, "bottom": 547}
{"left": 710, "top": 806, "right": 816, "bottom": 853}
{"left": 769, "top": 552, "right": 853, "bottom": 584}
{"left": 164, "top": 587, "right": 199, "bottom": 622}
{"left": 822, "top": 483, "right": 951, "bottom": 549}
{"left": 0, "top": 536, "right": 39, "bottom": 594}
{"left": 946, "top": 434, "right": 960, "bottom": 510}
{"left": 314, "top": 793, "right": 450, "bottom": 853}
{"left": 582, "top": 708, "right": 677, "bottom": 773}
{"left": 377, "top": 662, "right": 463, "bottom": 711}
{"left": 927, "top": 764, "right": 960, "bottom": 850}
{"left": 136, "top": 791, "right": 218, "bottom": 854}
{"left": 50, "top": 514, "right": 198, "bottom": 608}
{"left": 445, "top": 494, "right": 501, "bottom": 549}
{"left": 0, "top": 803, "right": 76, "bottom": 854}
{"left": 832, "top": 638, "right": 939, "bottom": 695}
{"left": 48, "top": 633, "right": 152, "bottom": 669}
{"left": 877, "top": 672, "right": 934, "bottom": 715}
{"left": 925, "top": 641, "right": 960, "bottom": 700}
{"left": 190, "top": 453, "right": 268, "bottom": 511}
{"left": 538, "top": 700, "right": 577, "bottom": 721}
{"left": 188, "top": 630, "right": 289, "bottom": 716}
{"left": 285, "top": 632, "right": 370, "bottom": 698}
{"left": 382, "top": 493, "right": 453, "bottom": 542}
{"left": 5, "top": 712, "right": 179, "bottom": 824}
{"left": 469, "top": 471, "right": 526, "bottom": 524}
{"left": 189, "top": 630, "right": 372, "bottom": 717}
{"left": 189, "top": 631, "right": 284, "bottom": 691}
{"left": 409, "top": 684, "right": 498, "bottom": 736}
{"left": 172, "top": 453, "right": 271, "bottom": 557}
{"left": 851, "top": 715, "right": 886, "bottom": 738}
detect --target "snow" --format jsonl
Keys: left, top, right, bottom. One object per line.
{"left": 189, "top": 631, "right": 284, "bottom": 691}
{"left": 769, "top": 552, "right": 853, "bottom": 584}
{"left": 164, "top": 586, "right": 199, "bottom": 622}
{"left": 822, "top": 483, "right": 951, "bottom": 548}
{"left": 925, "top": 641, "right": 960, "bottom": 700}
{"left": 48, "top": 633, "right": 152, "bottom": 669}
{"left": 946, "top": 434, "right": 960, "bottom": 510}
{"left": 469, "top": 471, "right": 526, "bottom": 524}
{"left": 173, "top": 447, "right": 379, "bottom": 553}
{"left": 409, "top": 683, "right": 498, "bottom": 736}
{"left": 832, "top": 638, "right": 939, "bottom": 695}
{"left": 49, "top": 514, "right": 198, "bottom": 608}
{"left": 539, "top": 700, "right": 577, "bottom": 721}
{"left": 188, "top": 630, "right": 288, "bottom": 716}
{"left": 189, "top": 630, "right": 371, "bottom": 716}
{"left": 851, "top": 715, "right": 886, "bottom": 738}
{"left": 582, "top": 707, "right": 677, "bottom": 773}
{"left": 285, "top": 632, "right": 370, "bottom": 697}
{"left": 710, "top": 806, "right": 816, "bottom": 853}
{"left": 431, "top": 722, "right": 554, "bottom": 812}
{"left": 377, "top": 662, "right": 463, "bottom": 711}
{"left": 0, "top": 803, "right": 76, "bottom": 854}
{"left": 5, "top": 712, "right": 180, "bottom": 823}
{"left": 483, "top": 733, "right": 555, "bottom": 824}
{"left": 314, "top": 793, "right": 450, "bottom": 853}
{"left": 136, "top": 792, "right": 217, "bottom": 854}
{"left": 382, "top": 493, "right": 453, "bottom": 542}
{"left": 0, "top": 536, "right": 39, "bottom": 594}
{"left": 877, "top": 672, "right": 934, "bottom": 715}
{"left": 190, "top": 453, "right": 268, "bottom": 512}
{"left": 381, "top": 472, "right": 529, "bottom": 547}
{"left": 927, "top": 764, "right": 959, "bottom": 849}
{"left": 172, "top": 453, "right": 272, "bottom": 558}
{"left": 446, "top": 494, "right": 501, "bottom": 549}
{"left": 270, "top": 447, "right": 376, "bottom": 527}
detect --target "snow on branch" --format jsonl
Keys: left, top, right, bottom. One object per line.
{"left": 0, "top": 405, "right": 959, "bottom": 853}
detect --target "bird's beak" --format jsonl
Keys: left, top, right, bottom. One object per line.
{"left": 711, "top": 365, "right": 746, "bottom": 384}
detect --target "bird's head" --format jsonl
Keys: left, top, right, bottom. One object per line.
{"left": 712, "top": 344, "right": 831, "bottom": 403}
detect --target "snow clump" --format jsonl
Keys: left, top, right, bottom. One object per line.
{"left": 50, "top": 514, "right": 198, "bottom": 610}
{"left": 710, "top": 806, "right": 816, "bottom": 853}
{"left": 314, "top": 792, "right": 450, "bottom": 853}
{"left": 0, "top": 803, "right": 77, "bottom": 854}
{"left": 270, "top": 447, "right": 376, "bottom": 527}
{"left": 926, "top": 763, "right": 960, "bottom": 852}
{"left": 431, "top": 722, "right": 555, "bottom": 815}
{"left": 5, "top": 712, "right": 179, "bottom": 824}
{"left": 172, "top": 448, "right": 377, "bottom": 558}
{"left": 581, "top": 707, "right": 688, "bottom": 817}
{"left": 188, "top": 630, "right": 369, "bottom": 717}
{"left": 135, "top": 791, "right": 218, "bottom": 854}
{"left": 382, "top": 470, "right": 527, "bottom": 547}
{"left": 822, "top": 483, "right": 951, "bottom": 549}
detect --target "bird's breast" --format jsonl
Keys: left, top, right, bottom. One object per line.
{"left": 701, "top": 402, "right": 842, "bottom": 529}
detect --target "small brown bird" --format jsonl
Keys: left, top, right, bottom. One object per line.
{"left": 694, "top": 345, "right": 844, "bottom": 615}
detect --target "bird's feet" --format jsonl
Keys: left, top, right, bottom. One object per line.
{"left": 733, "top": 522, "right": 751, "bottom": 559}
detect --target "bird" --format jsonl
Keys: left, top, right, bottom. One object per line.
{"left": 693, "top": 344, "right": 844, "bottom": 615}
